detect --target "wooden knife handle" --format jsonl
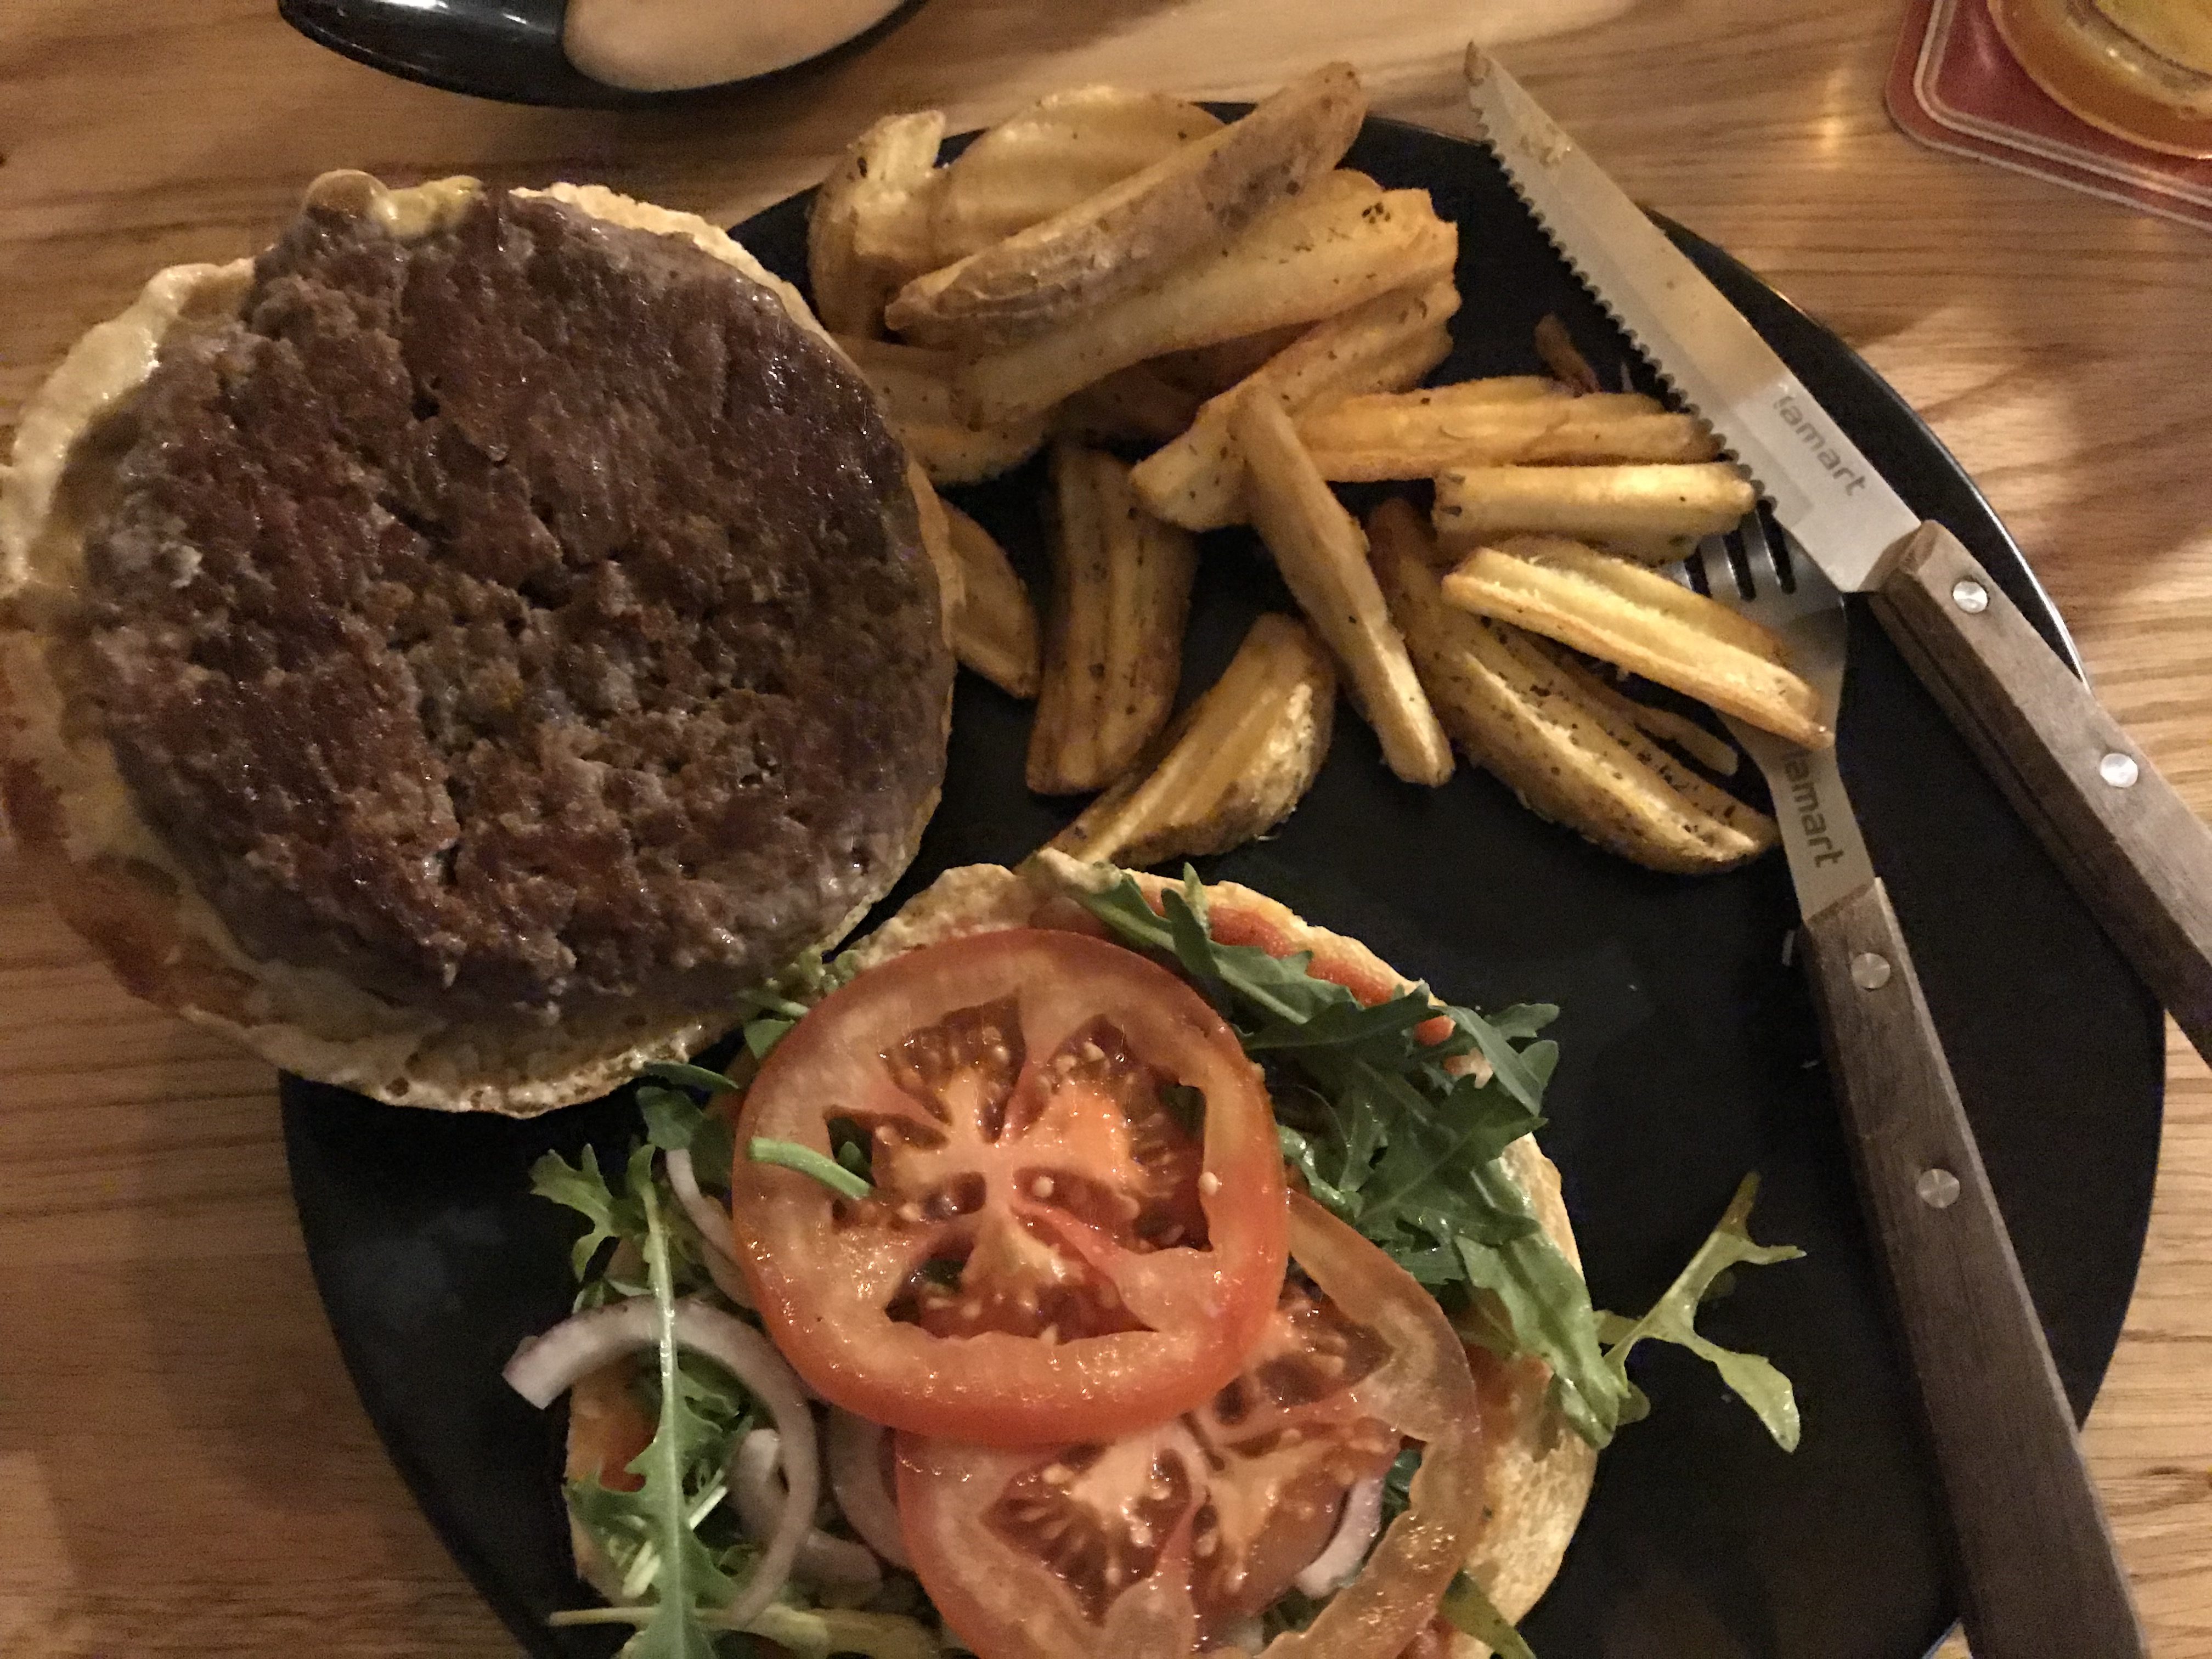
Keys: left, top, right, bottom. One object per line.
{"left": 1870, "top": 520, "right": 2212, "bottom": 1063}
{"left": 1802, "top": 879, "right": 2146, "bottom": 1659}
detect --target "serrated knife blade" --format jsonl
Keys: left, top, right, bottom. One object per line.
{"left": 1463, "top": 46, "right": 1920, "bottom": 587}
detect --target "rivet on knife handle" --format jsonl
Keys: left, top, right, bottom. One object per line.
{"left": 1801, "top": 879, "right": 2148, "bottom": 1659}
{"left": 1869, "top": 522, "right": 2212, "bottom": 1064}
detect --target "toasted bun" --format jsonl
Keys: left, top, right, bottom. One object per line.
{"left": 0, "top": 173, "right": 948, "bottom": 1116}
{"left": 819, "top": 851, "right": 1595, "bottom": 1640}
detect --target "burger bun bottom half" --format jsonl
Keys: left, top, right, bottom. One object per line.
{"left": 0, "top": 174, "right": 948, "bottom": 1116}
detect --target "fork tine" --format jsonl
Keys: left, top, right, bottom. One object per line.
{"left": 1697, "top": 534, "right": 1741, "bottom": 601}
{"left": 1738, "top": 510, "right": 1790, "bottom": 595}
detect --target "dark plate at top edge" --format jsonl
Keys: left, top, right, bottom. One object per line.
{"left": 282, "top": 113, "right": 2162, "bottom": 1659}
{"left": 278, "top": 0, "right": 932, "bottom": 109}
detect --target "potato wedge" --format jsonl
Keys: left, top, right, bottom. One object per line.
{"left": 941, "top": 503, "right": 1041, "bottom": 698}
{"left": 929, "top": 87, "right": 1226, "bottom": 265}
{"left": 1358, "top": 376, "right": 1570, "bottom": 410}
{"left": 1028, "top": 445, "right": 1199, "bottom": 793}
{"left": 1148, "top": 325, "right": 1311, "bottom": 399}
{"left": 1051, "top": 612, "right": 1336, "bottom": 866}
{"left": 809, "top": 111, "right": 947, "bottom": 336}
{"left": 956, "top": 173, "right": 1458, "bottom": 427}
{"left": 907, "top": 462, "right": 963, "bottom": 644}
{"left": 837, "top": 334, "right": 1049, "bottom": 484}
{"left": 1432, "top": 463, "right": 1757, "bottom": 545}
{"left": 889, "top": 63, "right": 1366, "bottom": 347}
{"left": 1534, "top": 313, "right": 1602, "bottom": 395}
{"left": 1369, "top": 500, "right": 1774, "bottom": 872}
{"left": 1297, "top": 397, "right": 1719, "bottom": 479}
{"left": 1440, "top": 534, "right": 1831, "bottom": 749}
{"left": 1130, "top": 277, "right": 1462, "bottom": 531}
{"left": 1536, "top": 649, "right": 1743, "bottom": 776}
{"left": 1233, "top": 397, "right": 1452, "bottom": 786}
{"left": 1053, "top": 362, "right": 1204, "bottom": 445}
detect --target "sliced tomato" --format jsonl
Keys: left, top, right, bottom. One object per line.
{"left": 564, "top": 1357, "right": 651, "bottom": 1492}
{"left": 729, "top": 928, "right": 1289, "bottom": 1447}
{"left": 895, "top": 1195, "right": 1486, "bottom": 1659}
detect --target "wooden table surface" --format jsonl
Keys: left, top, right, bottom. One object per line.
{"left": 2, "top": 1, "right": 2208, "bottom": 1654}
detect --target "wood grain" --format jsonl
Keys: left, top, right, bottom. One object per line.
{"left": 1803, "top": 878, "right": 2147, "bottom": 1658}
{"left": 2, "top": 2, "right": 2209, "bottom": 1656}
{"left": 1873, "top": 523, "right": 2212, "bottom": 1064}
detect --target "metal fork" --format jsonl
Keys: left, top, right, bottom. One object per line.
{"left": 1671, "top": 517, "right": 2148, "bottom": 1656}
{"left": 1674, "top": 514, "right": 1871, "bottom": 922}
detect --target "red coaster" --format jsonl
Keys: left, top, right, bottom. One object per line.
{"left": 1887, "top": 0, "right": 2212, "bottom": 230}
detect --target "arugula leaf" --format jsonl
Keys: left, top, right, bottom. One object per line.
{"left": 644, "top": 1061, "right": 744, "bottom": 1096}
{"left": 1378, "top": 1444, "right": 1421, "bottom": 1526}
{"left": 1160, "top": 1083, "right": 1206, "bottom": 1139}
{"left": 627, "top": 1180, "right": 738, "bottom": 1657}
{"left": 749, "top": 1137, "right": 874, "bottom": 1200}
{"left": 530, "top": 1143, "right": 646, "bottom": 1283}
{"left": 1440, "top": 1572, "right": 1537, "bottom": 1659}
{"left": 1078, "top": 867, "right": 1636, "bottom": 1447}
{"left": 1257, "top": 1587, "right": 1325, "bottom": 1640}
{"left": 639, "top": 1079, "right": 738, "bottom": 1197}
{"left": 827, "top": 1116, "right": 875, "bottom": 1182}
{"left": 732, "top": 949, "right": 865, "bottom": 1059}
{"left": 1454, "top": 1225, "right": 1617, "bottom": 1448}
{"left": 530, "top": 1140, "right": 720, "bottom": 1310}
{"left": 1598, "top": 1173, "right": 1805, "bottom": 1450}
{"left": 639, "top": 1086, "right": 706, "bottom": 1154}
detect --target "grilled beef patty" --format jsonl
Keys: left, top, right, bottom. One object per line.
{"left": 75, "top": 187, "right": 949, "bottom": 1022}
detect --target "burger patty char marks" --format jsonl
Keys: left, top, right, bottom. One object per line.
{"left": 75, "top": 188, "right": 950, "bottom": 1020}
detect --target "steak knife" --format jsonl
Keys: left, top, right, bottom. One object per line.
{"left": 1463, "top": 48, "right": 2212, "bottom": 1072}
{"left": 1462, "top": 47, "right": 2157, "bottom": 1659}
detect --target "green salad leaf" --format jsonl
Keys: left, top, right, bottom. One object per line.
{"left": 529, "top": 1141, "right": 720, "bottom": 1310}
{"left": 626, "top": 1181, "right": 740, "bottom": 1656}
{"left": 1597, "top": 1173, "right": 1805, "bottom": 1449}
{"left": 643, "top": 1061, "right": 746, "bottom": 1097}
{"left": 531, "top": 1142, "right": 651, "bottom": 1285}
{"left": 748, "top": 1136, "right": 874, "bottom": 1200}
{"left": 1440, "top": 1572, "right": 1537, "bottom": 1659}
{"left": 638, "top": 1074, "right": 739, "bottom": 1197}
{"left": 733, "top": 949, "right": 864, "bottom": 1058}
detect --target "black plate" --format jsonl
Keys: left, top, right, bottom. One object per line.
{"left": 282, "top": 115, "right": 2163, "bottom": 1659}
{"left": 278, "top": 0, "right": 930, "bottom": 108}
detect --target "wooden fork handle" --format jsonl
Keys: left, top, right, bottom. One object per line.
{"left": 1802, "top": 879, "right": 2147, "bottom": 1659}
{"left": 1869, "top": 520, "right": 2212, "bottom": 1064}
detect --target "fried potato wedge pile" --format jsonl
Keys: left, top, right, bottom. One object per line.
{"left": 804, "top": 69, "right": 1816, "bottom": 876}
{"left": 1372, "top": 503, "right": 1777, "bottom": 873}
